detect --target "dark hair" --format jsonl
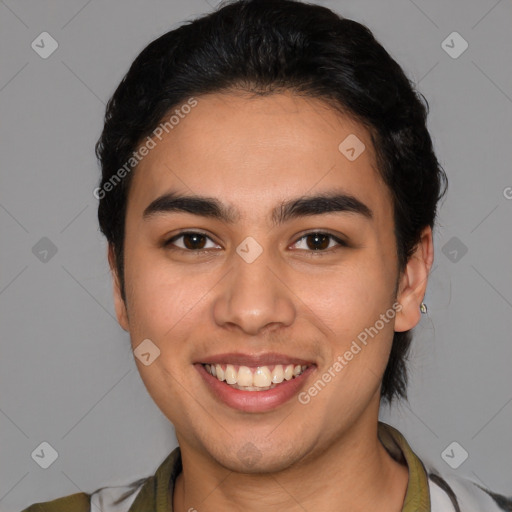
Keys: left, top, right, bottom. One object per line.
{"left": 95, "top": 0, "right": 447, "bottom": 403}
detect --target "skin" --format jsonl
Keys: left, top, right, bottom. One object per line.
{"left": 109, "top": 90, "right": 434, "bottom": 511}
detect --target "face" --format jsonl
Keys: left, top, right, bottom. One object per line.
{"left": 110, "top": 91, "right": 432, "bottom": 473}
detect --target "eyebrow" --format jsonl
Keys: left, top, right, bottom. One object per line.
{"left": 142, "top": 189, "right": 373, "bottom": 226}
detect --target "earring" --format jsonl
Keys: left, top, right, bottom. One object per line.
{"left": 420, "top": 302, "right": 427, "bottom": 314}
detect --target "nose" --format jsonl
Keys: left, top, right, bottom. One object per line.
{"left": 212, "top": 243, "right": 296, "bottom": 336}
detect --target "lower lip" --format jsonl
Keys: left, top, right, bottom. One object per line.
{"left": 196, "top": 363, "right": 315, "bottom": 413}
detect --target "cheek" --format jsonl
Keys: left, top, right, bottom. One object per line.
{"left": 306, "top": 262, "right": 395, "bottom": 335}
{"left": 122, "top": 246, "right": 212, "bottom": 346}
{"left": 307, "top": 268, "right": 397, "bottom": 408}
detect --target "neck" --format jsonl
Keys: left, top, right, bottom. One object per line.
{"left": 172, "top": 412, "right": 408, "bottom": 512}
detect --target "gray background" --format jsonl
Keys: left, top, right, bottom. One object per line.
{"left": 1, "top": 0, "right": 511, "bottom": 510}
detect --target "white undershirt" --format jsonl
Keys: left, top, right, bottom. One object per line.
{"left": 429, "top": 479, "right": 457, "bottom": 511}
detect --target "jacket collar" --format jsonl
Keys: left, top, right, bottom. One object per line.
{"left": 378, "top": 422, "right": 431, "bottom": 511}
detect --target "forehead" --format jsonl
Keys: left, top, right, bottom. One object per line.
{"left": 126, "top": 91, "right": 392, "bottom": 225}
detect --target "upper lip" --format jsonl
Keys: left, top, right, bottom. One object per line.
{"left": 197, "top": 352, "right": 315, "bottom": 367}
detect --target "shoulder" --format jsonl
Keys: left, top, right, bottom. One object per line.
{"left": 427, "top": 470, "right": 512, "bottom": 512}
{"left": 378, "top": 422, "right": 511, "bottom": 511}
{"left": 20, "top": 447, "right": 180, "bottom": 512}
{"left": 19, "top": 478, "right": 147, "bottom": 512}
{"left": 20, "top": 492, "right": 90, "bottom": 512}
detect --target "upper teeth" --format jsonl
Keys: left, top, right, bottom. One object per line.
{"left": 204, "top": 363, "right": 308, "bottom": 389}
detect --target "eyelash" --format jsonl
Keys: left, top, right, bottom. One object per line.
{"left": 163, "top": 230, "right": 348, "bottom": 256}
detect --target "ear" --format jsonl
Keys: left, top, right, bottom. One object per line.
{"left": 108, "top": 244, "right": 129, "bottom": 332}
{"left": 394, "top": 226, "right": 434, "bottom": 332}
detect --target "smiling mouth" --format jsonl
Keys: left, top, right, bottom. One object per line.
{"left": 202, "top": 363, "right": 310, "bottom": 391}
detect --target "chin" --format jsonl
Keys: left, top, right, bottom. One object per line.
{"left": 204, "top": 435, "right": 310, "bottom": 474}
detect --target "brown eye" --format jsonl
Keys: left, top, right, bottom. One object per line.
{"left": 305, "top": 233, "right": 330, "bottom": 250}
{"left": 164, "top": 232, "right": 219, "bottom": 251}
{"left": 292, "top": 232, "right": 347, "bottom": 253}
{"left": 182, "top": 233, "right": 207, "bottom": 250}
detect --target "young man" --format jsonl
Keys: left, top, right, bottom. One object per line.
{"left": 22, "top": 0, "right": 510, "bottom": 510}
